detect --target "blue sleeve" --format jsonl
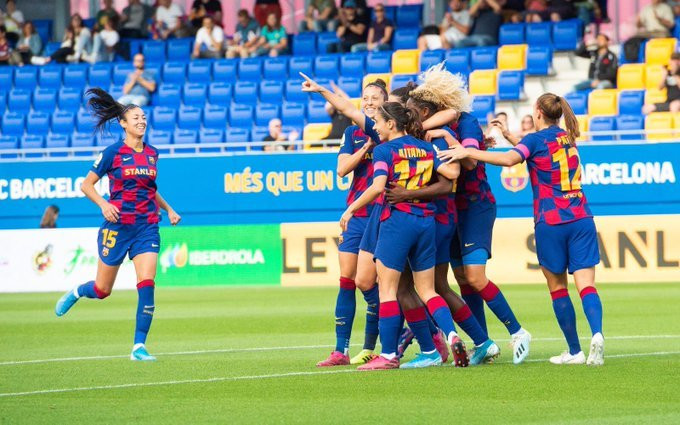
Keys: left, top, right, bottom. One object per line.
{"left": 364, "top": 116, "right": 381, "bottom": 144}
{"left": 338, "top": 126, "right": 355, "bottom": 155}
{"left": 458, "top": 116, "right": 483, "bottom": 149}
{"left": 512, "top": 134, "right": 539, "bottom": 162}
{"left": 433, "top": 153, "right": 444, "bottom": 172}
{"left": 372, "top": 145, "right": 390, "bottom": 178}
{"left": 431, "top": 137, "right": 448, "bottom": 152}
{"left": 91, "top": 148, "right": 115, "bottom": 178}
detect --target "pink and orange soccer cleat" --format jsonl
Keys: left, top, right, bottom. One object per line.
{"left": 432, "top": 331, "right": 450, "bottom": 364}
{"left": 450, "top": 335, "right": 470, "bottom": 367}
{"left": 316, "top": 351, "right": 350, "bottom": 367}
{"left": 357, "top": 355, "right": 400, "bottom": 371}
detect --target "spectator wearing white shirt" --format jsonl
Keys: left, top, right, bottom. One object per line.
{"left": 226, "top": 9, "right": 260, "bottom": 59}
{"left": 636, "top": 0, "right": 674, "bottom": 39}
{"left": 84, "top": 17, "right": 119, "bottom": 63}
{"left": 2, "top": 0, "right": 23, "bottom": 44}
{"left": 192, "top": 16, "right": 224, "bottom": 59}
{"left": 418, "top": 0, "right": 470, "bottom": 50}
{"left": 153, "top": 0, "right": 190, "bottom": 40}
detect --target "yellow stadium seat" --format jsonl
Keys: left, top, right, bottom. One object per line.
{"left": 350, "top": 98, "right": 361, "bottom": 110}
{"left": 645, "top": 88, "right": 667, "bottom": 105}
{"left": 645, "top": 111, "right": 675, "bottom": 140}
{"left": 645, "top": 64, "right": 666, "bottom": 89}
{"left": 673, "top": 112, "right": 680, "bottom": 129}
{"left": 363, "top": 73, "right": 392, "bottom": 90}
{"left": 645, "top": 38, "right": 677, "bottom": 66}
{"left": 303, "top": 123, "right": 333, "bottom": 149}
{"left": 616, "top": 64, "right": 645, "bottom": 90}
{"left": 468, "top": 70, "right": 497, "bottom": 95}
{"left": 587, "top": 89, "right": 617, "bottom": 116}
{"left": 571, "top": 115, "right": 588, "bottom": 142}
{"left": 392, "top": 49, "right": 420, "bottom": 74}
{"left": 497, "top": 44, "right": 527, "bottom": 70}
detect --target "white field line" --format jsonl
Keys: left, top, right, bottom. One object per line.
{"left": 1, "top": 351, "right": 679, "bottom": 398}
{"left": 1, "top": 334, "right": 680, "bottom": 367}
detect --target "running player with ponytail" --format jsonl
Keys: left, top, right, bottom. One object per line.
{"left": 439, "top": 93, "right": 604, "bottom": 366}
{"left": 55, "top": 88, "right": 181, "bottom": 361}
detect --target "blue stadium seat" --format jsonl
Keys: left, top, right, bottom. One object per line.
{"left": 234, "top": 81, "right": 258, "bottom": 105}
{"left": 2, "top": 112, "right": 26, "bottom": 136}
{"left": 46, "top": 133, "right": 70, "bottom": 149}
{"left": 238, "top": 57, "right": 262, "bottom": 81}
{"left": 618, "top": 90, "right": 644, "bottom": 115}
{"left": 142, "top": 41, "right": 166, "bottom": 62}
{"left": 162, "top": 61, "right": 187, "bottom": 84}
{"left": 229, "top": 104, "right": 254, "bottom": 127}
{"left": 307, "top": 100, "right": 331, "bottom": 123}
{"left": 33, "top": 19, "right": 52, "bottom": 46}
{"left": 212, "top": 59, "right": 238, "bottom": 82}
{"left": 526, "top": 45, "right": 552, "bottom": 75}
{"left": 21, "top": 134, "right": 44, "bottom": 150}
{"left": 183, "top": 82, "right": 208, "bottom": 107}
{"left": 286, "top": 79, "right": 309, "bottom": 102}
{"left": 38, "top": 66, "right": 63, "bottom": 89}
{"left": 391, "top": 74, "right": 417, "bottom": 90}
{"left": 0, "top": 91, "right": 5, "bottom": 116}
{"left": 44, "top": 41, "right": 62, "bottom": 57}
{"left": 51, "top": 111, "right": 75, "bottom": 134}
{"left": 58, "top": 87, "right": 82, "bottom": 111}
{"left": 167, "top": 38, "right": 193, "bottom": 61}
{"left": 396, "top": 4, "right": 422, "bottom": 27}
{"left": 8, "top": 89, "right": 31, "bottom": 113}
{"left": 564, "top": 91, "right": 587, "bottom": 115}
{"left": 337, "top": 76, "right": 362, "bottom": 98}
{"left": 444, "top": 49, "right": 469, "bottom": 74}
{"left": 256, "top": 103, "right": 280, "bottom": 126}
{"left": 470, "top": 96, "right": 495, "bottom": 125}
{"left": 281, "top": 102, "right": 306, "bottom": 126}
{"left": 71, "top": 131, "right": 94, "bottom": 148}
{"left": 144, "top": 62, "right": 162, "bottom": 82}
{"left": 526, "top": 22, "right": 552, "bottom": 46}
{"left": 499, "top": 23, "right": 525, "bottom": 45}
{"left": 147, "top": 129, "right": 173, "bottom": 145}
{"left": 33, "top": 88, "right": 58, "bottom": 112}
{"left": 187, "top": 60, "right": 212, "bottom": 83}
{"left": 0, "top": 67, "right": 13, "bottom": 89}
{"left": 0, "top": 135, "right": 19, "bottom": 151}
{"left": 173, "top": 129, "right": 198, "bottom": 144}
{"left": 366, "top": 51, "right": 392, "bottom": 74}
{"left": 260, "top": 80, "right": 284, "bottom": 104}
{"left": 208, "top": 82, "right": 232, "bottom": 105}
{"left": 76, "top": 108, "right": 95, "bottom": 132}
{"left": 314, "top": 55, "right": 340, "bottom": 79}
{"left": 199, "top": 128, "right": 224, "bottom": 144}
{"left": 552, "top": 19, "right": 581, "bottom": 51}
{"left": 420, "top": 49, "right": 444, "bottom": 71}
{"left": 392, "top": 28, "right": 419, "bottom": 50}
{"left": 108, "top": 84, "right": 124, "bottom": 100}
{"left": 152, "top": 107, "right": 177, "bottom": 131}
{"left": 339, "top": 54, "right": 365, "bottom": 79}
{"left": 289, "top": 56, "right": 314, "bottom": 78}
{"left": 113, "top": 63, "right": 135, "bottom": 85}
{"left": 203, "top": 104, "right": 228, "bottom": 129}
{"left": 178, "top": 106, "right": 202, "bottom": 130}
{"left": 158, "top": 84, "right": 182, "bottom": 108}
{"left": 317, "top": 31, "right": 339, "bottom": 54}
{"left": 675, "top": 16, "right": 680, "bottom": 39}
{"left": 616, "top": 115, "right": 644, "bottom": 140}
{"left": 14, "top": 67, "right": 38, "bottom": 90}
{"left": 589, "top": 116, "right": 615, "bottom": 141}
{"left": 263, "top": 57, "right": 289, "bottom": 80}
{"left": 96, "top": 132, "right": 118, "bottom": 146}
{"left": 63, "top": 64, "right": 88, "bottom": 88}
{"left": 128, "top": 39, "right": 143, "bottom": 58}
{"left": 470, "top": 47, "right": 497, "bottom": 70}
{"left": 251, "top": 126, "right": 270, "bottom": 142}
{"left": 497, "top": 71, "right": 524, "bottom": 100}
{"left": 26, "top": 111, "right": 50, "bottom": 135}
{"left": 88, "top": 63, "right": 112, "bottom": 88}
{"left": 225, "top": 127, "right": 251, "bottom": 150}
{"left": 293, "top": 32, "right": 317, "bottom": 56}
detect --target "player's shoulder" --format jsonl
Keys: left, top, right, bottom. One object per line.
{"left": 458, "top": 112, "right": 480, "bottom": 127}
{"left": 144, "top": 143, "right": 159, "bottom": 156}
{"left": 101, "top": 140, "right": 125, "bottom": 157}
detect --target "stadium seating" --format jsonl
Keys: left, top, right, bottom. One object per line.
{"left": 174, "top": 129, "right": 198, "bottom": 144}
{"left": 444, "top": 49, "right": 469, "bottom": 74}
{"left": 71, "top": 131, "right": 94, "bottom": 148}
{"left": 183, "top": 83, "right": 208, "bottom": 107}
{"left": 303, "top": 123, "right": 332, "bottom": 146}
{"left": 259, "top": 80, "right": 284, "bottom": 104}
{"left": 229, "top": 104, "right": 254, "bottom": 128}
{"left": 22, "top": 134, "right": 45, "bottom": 150}
{"left": 255, "top": 103, "right": 281, "bottom": 126}
{"left": 14, "top": 67, "right": 38, "bottom": 90}
{"left": 307, "top": 100, "right": 331, "bottom": 123}
{"left": 2, "top": 112, "right": 26, "bottom": 136}
{"left": 645, "top": 64, "right": 666, "bottom": 89}
{"left": 142, "top": 41, "right": 166, "bottom": 63}
{"left": 285, "top": 79, "right": 308, "bottom": 102}
{"left": 88, "top": 63, "right": 112, "bottom": 88}
{"left": 203, "top": 104, "right": 228, "bottom": 129}
{"left": 187, "top": 60, "right": 212, "bottom": 83}
{"left": 525, "top": 22, "right": 552, "bottom": 46}
{"left": 167, "top": 38, "right": 193, "bottom": 62}
{"left": 392, "top": 28, "right": 419, "bottom": 50}
{"left": 339, "top": 54, "right": 364, "bottom": 79}
{"left": 199, "top": 128, "right": 224, "bottom": 144}
{"left": 391, "top": 74, "right": 417, "bottom": 90}
{"left": 234, "top": 81, "right": 259, "bottom": 105}
{"left": 63, "top": 64, "right": 88, "bottom": 88}
{"left": 588, "top": 89, "right": 617, "bottom": 116}
{"left": 392, "top": 49, "right": 419, "bottom": 74}
{"left": 317, "top": 32, "right": 339, "bottom": 54}
{"left": 616, "top": 115, "right": 645, "bottom": 140}
{"left": 178, "top": 106, "right": 202, "bottom": 130}
{"left": 565, "top": 92, "right": 587, "bottom": 115}
{"left": 162, "top": 61, "right": 187, "bottom": 84}
{"left": 292, "top": 33, "right": 316, "bottom": 56}
{"left": 225, "top": 127, "right": 251, "bottom": 148}
{"left": 644, "top": 88, "right": 667, "bottom": 105}
{"left": 39, "top": 66, "right": 63, "bottom": 89}
{"left": 618, "top": 90, "right": 644, "bottom": 115}
{"left": 470, "top": 47, "right": 497, "bottom": 70}
{"left": 289, "top": 56, "right": 314, "bottom": 79}
{"left": 314, "top": 55, "right": 340, "bottom": 79}
{"left": 337, "top": 76, "right": 362, "bottom": 98}
{"left": 147, "top": 129, "right": 172, "bottom": 145}
{"left": 113, "top": 63, "right": 135, "bottom": 85}
{"left": 526, "top": 45, "right": 551, "bottom": 75}
{"left": 58, "top": 87, "right": 82, "bottom": 111}
{"left": 617, "top": 64, "right": 645, "bottom": 90}
{"left": 238, "top": 58, "right": 263, "bottom": 81}
{"left": 26, "top": 111, "right": 50, "bottom": 135}
{"left": 208, "top": 82, "right": 232, "bottom": 105}
{"left": 645, "top": 38, "right": 676, "bottom": 66}
{"left": 497, "top": 45, "right": 527, "bottom": 70}
{"left": 251, "top": 126, "right": 270, "bottom": 142}
{"left": 420, "top": 50, "right": 444, "bottom": 72}
{"left": 363, "top": 73, "right": 392, "bottom": 90}
{"left": 46, "top": 133, "right": 70, "bottom": 149}
{"left": 589, "top": 116, "right": 616, "bottom": 141}
{"left": 263, "top": 57, "right": 288, "bottom": 80}
{"left": 51, "top": 111, "right": 75, "bottom": 134}
{"left": 497, "top": 71, "right": 524, "bottom": 100}
{"left": 76, "top": 108, "right": 95, "bottom": 132}
{"left": 158, "top": 83, "right": 182, "bottom": 108}
{"left": 396, "top": 5, "right": 422, "bottom": 28}
{"left": 470, "top": 96, "right": 495, "bottom": 125}
{"left": 0, "top": 135, "right": 19, "bottom": 151}
{"left": 552, "top": 20, "right": 580, "bottom": 50}
{"left": 645, "top": 112, "right": 675, "bottom": 140}
{"left": 213, "top": 59, "right": 237, "bottom": 82}
{"left": 8, "top": 89, "right": 32, "bottom": 113}
{"left": 499, "top": 23, "right": 524, "bottom": 45}
{"left": 469, "top": 70, "right": 497, "bottom": 96}
{"left": 366, "top": 51, "right": 392, "bottom": 74}
{"left": 281, "top": 102, "right": 306, "bottom": 126}
{"left": 152, "top": 107, "right": 177, "bottom": 131}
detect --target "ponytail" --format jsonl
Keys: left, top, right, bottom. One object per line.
{"left": 404, "top": 107, "right": 425, "bottom": 140}
{"left": 536, "top": 92, "right": 580, "bottom": 144}
{"left": 558, "top": 97, "right": 580, "bottom": 144}
{"left": 86, "top": 88, "right": 135, "bottom": 133}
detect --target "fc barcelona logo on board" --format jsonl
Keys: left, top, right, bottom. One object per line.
{"left": 500, "top": 163, "right": 529, "bottom": 192}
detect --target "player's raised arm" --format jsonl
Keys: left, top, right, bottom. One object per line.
{"left": 301, "top": 72, "right": 366, "bottom": 128}
{"left": 488, "top": 118, "right": 522, "bottom": 146}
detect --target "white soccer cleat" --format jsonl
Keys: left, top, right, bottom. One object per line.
{"left": 550, "top": 350, "right": 586, "bottom": 365}
{"left": 510, "top": 328, "right": 531, "bottom": 364}
{"left": 587, "top": 333, "right": 605, "bottom": 366}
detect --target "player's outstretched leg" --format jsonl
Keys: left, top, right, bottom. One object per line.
{"left": 55, "top": 280, "right": 110, "bottom": 316}
{"left": 426, "top": 296, "right": 468, "bottom": 367}
{"left": 549, "top": 288, "right": 585, "bottom": 365}
{"left": 131, "top": 279, "right": 156, "bottom": 361}
{"left": 318, "top": 277, "right": 355, "bottom": 367}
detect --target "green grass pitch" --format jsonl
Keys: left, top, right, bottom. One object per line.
{"left": 1, "top": 283, "right": 679, "bottom": 424}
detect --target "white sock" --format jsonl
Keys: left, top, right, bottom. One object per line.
{"left": 423, "top": 349, "right": 436, "bottom": 355}
{"left": 133, "top": 343, "right": 145, "bottom": 351}
{"left": 381, "top": 352, "right": 396, "bottom": 360}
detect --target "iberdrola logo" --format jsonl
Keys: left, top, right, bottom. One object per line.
{"left": 160, "top": 243, "right": 188, "bottom": 273}
{"left": 500, "top": 163, "right": 529, "bottom": 193}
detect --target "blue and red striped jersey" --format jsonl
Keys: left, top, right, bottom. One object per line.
{"left": 430, "top": 127, "right": 458, "bottom": 225}
{"left": 512, "top": 125, "right": 592, "bottom": 225}
{"left": 450, "top": 112, "right": 496, "bottom": 209}
{"left": 338, "top": 116, "right": 381, "bottom": 217}
{"left": 373, "top": 135, "right": 443, "bottom": 220}
{"left": 92, "top": 141, "right": 160, "bottom": 225}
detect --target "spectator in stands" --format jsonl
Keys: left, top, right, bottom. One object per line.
{"left": 300, "top": 0, "right": 338, "bottom": 32}
{"left": 325, "top": 82, "right": 353, "bottom": 139}
{"left": 2, "top": 0, "right": 23, "bottom": 44}
{"left": 190, "top": 0, "right": 222, "bottom": 31}
{"left": 0, "top": 25, "right": 19, "bottom": 65}
{"left": 342, "top": 0, "right": 369, "bottom": 25}
{"left": 263, "top": 119, "right": 291, "bottom": 151}
{"left": 40, "top": 205, "right": 60, "bottom": 229}
{"left": 636, "top": 0, "right": 674, "bottom": 39}
{"left": 118, "top": 53, "right": 156, "bottom": 106}
{"left": 254, "top": 0, "right": 281, "bottom": 27}
{"left": 120, "top": 0, "right": 153, "bottom": 39}
{"left": 16, "top": 21, "right": 42, "bottom": 65}
{"left": 226, "top": 9, "right": 259, "bottom": 59}
{"left": 69, "top": 13, "right": 92, "bottom": 63}
{"left": 418, "top": 0, "right": 470, "bottom": 50}
{"left": 327, "top": 1, "right": 367, "bottom": 53}
{"left": 573, "top": 33, "right": 617, "bottom": 91}
{"left": 30, "top": 25, "right": 75, "bottom": 65}
{"left": 252, "top": 12, "right": 288, "bottom": 57}
{"left": 457, "top": 0, "right": 503, "bottom": 47}
{"left": 523, "top": 0, "right": 548, "bottom": 22}
{"left": 518, "top": 114, "right": 535, "bottom": 137}
{"left": 84, "top": 16, "right": 119, "bottom": 63}
{"left": 351, "top": 2, "right": 393, "bottom": 52}
{"left": 643, "top": 52, "right": 680, "bottom": 114}
{"left": 488, "top": 111, "right": 513, "bottom": 147}
{"left": 192, "top": 16, "right": 224, "bottom": 58}
{"left": 547, "top": 0, "right": 577, "bottom": 22}
{"left": 94, "top": 0, "right": 119, "bottom": 31}
{"left": 152, "top": 0, "right": 189, "bottom": 40}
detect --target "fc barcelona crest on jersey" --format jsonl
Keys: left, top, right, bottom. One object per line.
{"left": 501, "top": 163, "right": 529, "bottom": 192}
{"left": 149, "top": 156, "right": 156, "bottom": 165}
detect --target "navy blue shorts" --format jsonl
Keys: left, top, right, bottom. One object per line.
{"left": 435, "top": 222, "right": 456, "bottom": 266}
{"left": 98, "top": 222, "right": 160, "bottom": 266}
{"left": 359, "top": 205, "right": 382, "bottom": 254}
{"left": 339, "top": 216, "right": 369, "bottom": 254}
{"left": 374, "top": 210, "right": 436, "bottom": 273}
{"left": 535, "top": 217, "right": 600, "bottom": 275}
{"left": 450, "top": 200, "right": 496, "bottom": 265}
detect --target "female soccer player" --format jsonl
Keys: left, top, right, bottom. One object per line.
{"left": 301, "top": 73, "right": 385, "bottom": 366}
{"left": 340, "top": 102, "right": 461, "bottom": 370}
{"left": 55, "top": 88, "right": 181, "bottom": 362}
{"left": 438, "top": 93, "right": 604, "bottom": 366}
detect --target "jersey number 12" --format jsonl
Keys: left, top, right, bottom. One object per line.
{"left": 551, "top": 147, "right": 582, "bottom": 192}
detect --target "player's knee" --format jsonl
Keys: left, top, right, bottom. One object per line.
{"left": 464, "top": 273, "right": 488, "bottom": 290}
{"left": 355, "top": 276, "right": 375, "bottom": 292}
{"left": 94, "top": 284, "right": 111, "bottom": 299}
